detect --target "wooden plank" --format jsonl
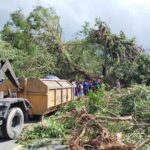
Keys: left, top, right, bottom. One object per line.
{"left": 56, "top": 89, "right": 61, "bottom": 105}
{"left": 54, "top": 89, "right": 56, "bottom": 106}
{"left": 68, "top": 88, "right": 72, "bottom": 101}
{"left": 62, "top": 89, "right": 67, "bottom": 103}
{"left": 47, "top": 90, "right": 55, "bottom": 108}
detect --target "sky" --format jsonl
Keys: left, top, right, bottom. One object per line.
{"left": 0, "top": 0, "right": 150, "bottom": 51}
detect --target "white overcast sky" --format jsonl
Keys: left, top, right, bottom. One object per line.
{"left": 0, "top": 0, "right": 150, "bottom": 51}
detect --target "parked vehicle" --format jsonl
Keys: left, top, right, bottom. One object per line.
{"left": 0, "top": 60, "right": 73, "bottom": 139}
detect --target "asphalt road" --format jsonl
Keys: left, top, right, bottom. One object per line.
{"left": 0, "top": 115, "right": 56, "bottom": 150}
{"left": 0, "top": 139, "right": 22, "bottom": 150}
{"left": 0, "top": 138, "right": 68, "bottom": 150}
{"left": 0, "top": 120, "right": 41, "bottom": 150}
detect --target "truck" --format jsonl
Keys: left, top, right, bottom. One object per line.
{"left": 0, "top": 60, "right": 73, "bottom": 139}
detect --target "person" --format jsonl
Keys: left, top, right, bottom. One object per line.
{"left": 116, "top": 79, "right": 121, "bottom": 92}
{"left": 96, "top": 78, "right": 102, "bottom": 89}
{"left": 78, "top": 82, "right": 84, "bottom": 96}
{"left": 75, "top": 81, "right": 79, "bottom": 96}
{"left": 92, "top": 80, "right": 98, "bottom": 92}
{"left": 88, "top": 80, "right": 93, "bottom": 91}
{"left": 72, "top": 80, "right": 77, "bottom": 96}
{"left": 83, "top": 80, "right": 89, "bottom": 95}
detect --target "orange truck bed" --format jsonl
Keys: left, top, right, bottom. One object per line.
{"left": 0, "top": 78, "right": 73, "bottom": 115}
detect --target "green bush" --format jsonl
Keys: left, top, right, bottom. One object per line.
{"left": 87, "top": 88, "right": 105, "bottom": 114}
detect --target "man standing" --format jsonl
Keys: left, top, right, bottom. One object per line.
{"left": 116, "top": 79, "right": 121, "bottom": 92}
{"left": 72, "top": 80, "right": 77, "bottom": 96}
{"left": 83, "top": 80, "right": 89, "bottom": 95}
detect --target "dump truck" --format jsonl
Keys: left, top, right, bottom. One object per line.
{"left": 0, "top": 60, "right": 73, "bottom": 139}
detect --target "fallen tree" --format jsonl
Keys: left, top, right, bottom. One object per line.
{"left": 18, "top": 85, "right": 150, "bottom": 150}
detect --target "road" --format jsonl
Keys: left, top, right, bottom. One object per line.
{"left": 0, "top": 120, "right": 41, "bottom": 150}
{"left": 0, "top": 115, "right": 57, "bottom": 150}
{"left": 0, "top": 138, "right": 68, "bottom": 150}
{"left": 0, "top": 139, "right": 22, "bottom": 150}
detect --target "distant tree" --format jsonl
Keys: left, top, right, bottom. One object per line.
{"left": 1, "top": 6, "right": 65, "bottom": 78}
{"left": 0, "top": 38, "right": 55, "bottom": 77}
{"left": 0, "top": 38, "right": 17, "bottom": 60}
{"left": 1, "top": 6, "right": 62, "bottom": 53}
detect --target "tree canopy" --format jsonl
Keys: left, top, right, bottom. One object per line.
{"left": 1, "top": 6, "right": 64, "bottom": 77}
{"left": 0, "top": 6, "right": 149, "bottom": 86}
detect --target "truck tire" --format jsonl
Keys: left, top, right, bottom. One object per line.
{"left": 0, "top": 107, "right": 24, "bottom": 139}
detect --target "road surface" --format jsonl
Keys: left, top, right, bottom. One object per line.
{"left": 0, "top": 139, "right": 22, "bottom": 150}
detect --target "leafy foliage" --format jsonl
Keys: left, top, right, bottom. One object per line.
{"left": 0, "top": 38, "right": 55, "bottom": 77}
{"left": 69, "top": 18, "right": 149, "bottom": 85}
{"left": 18, "top": 117, "right": 65, "bottom": 146}
{"left": 18, "top": 85, "right": 150, "bottom": 150}
{"left": 0, "top": 39, "right": 17, "bottom": 60}
{"left": 102, "top": 85, "right": 150, "bottom": 120}
{"left": 87, "top": 88, "right": 105, "bottom": 114}
{"left": 0, "top": 7, "right": 149, "bottom": 85}
{"left": 0, "top": 6, "right": 65, "bottom": 78}
{"left": 107, "top": 54, "right": 150, "bottom": 86}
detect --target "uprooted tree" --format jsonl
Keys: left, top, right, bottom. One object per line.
{"left": 65, "top": 19, "right": 149, "bottom": 85}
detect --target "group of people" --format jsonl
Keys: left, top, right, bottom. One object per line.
{"left": 70, "top": 78, "right": 121, "bottom": 97}
{"left": 70, "top": 78, "right": 103, "bottom": 97}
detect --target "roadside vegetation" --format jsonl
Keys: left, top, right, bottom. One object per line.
{"left": 18, "top": 85, "right": 150, "bottom": 149}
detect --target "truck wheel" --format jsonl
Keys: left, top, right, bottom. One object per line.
{"left": 0, "top": 107, "right": 24, "bottom": 139}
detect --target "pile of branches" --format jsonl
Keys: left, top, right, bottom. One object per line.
{"left": 64, "top": 110, "right": 135, "bottom": 150}
{"left": 17, "top": 85, "right": 150, "bottom": 149}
